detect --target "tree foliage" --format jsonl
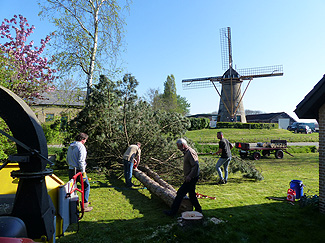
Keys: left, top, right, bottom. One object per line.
{"left": 146, "top": 74, "right": 190, "bottom": 115}
{"left": 188, "top": 117, "right": 210, "bottom": 130}
{"left": 65, "top": 74, "right": 191, "bottom": 182}
{"left": 0, "top": 118, "right": 16, "bottom": 161}
{"left": 162, "top": 74, "right": 178, "bottom": 111}
{"left": 0, "top": 15, "right": 56, "bottom": 100}
{"left": 38, "top": 0, "right": 130, "bottom": 97}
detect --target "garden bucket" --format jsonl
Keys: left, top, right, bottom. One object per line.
{"left": 290, "top": 180, "right": 304, "bottom": 199}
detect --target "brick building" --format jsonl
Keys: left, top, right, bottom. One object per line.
{"left": 295, "top": 74, "right": 325, "bottom": 213}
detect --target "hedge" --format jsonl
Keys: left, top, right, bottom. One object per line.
{"left": 216, "top": 122, "right": 278, "bottom": 129}
{"left": 189, "top": 117, "right": 210, "bottom": 130}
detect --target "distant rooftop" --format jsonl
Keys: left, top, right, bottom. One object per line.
{"left": 33, "top": 90, "right": 86, "bottom": 106}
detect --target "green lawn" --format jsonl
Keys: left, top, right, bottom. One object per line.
{"left": 55, "top": 153, "right": 325, "bottom": 242}
{"left": 185, "top": 128, "right": 319, "bottom": 143}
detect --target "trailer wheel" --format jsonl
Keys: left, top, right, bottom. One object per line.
{"left": 262, "top": 150, "right": 270, "bottom": 157}
{"left": 253, "top": 152, "right": 261, "bottom": 160}
{"left": 275, "top": 150, "right": 284, "bottom": 159}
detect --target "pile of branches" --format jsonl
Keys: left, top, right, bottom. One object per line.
{"left": 199, "top": 155, "right": 264, "bottom": 182}
{"left": 229, "top": 155, "right": 264, "bottom": 181}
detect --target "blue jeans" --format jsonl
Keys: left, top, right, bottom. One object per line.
{"left": 69, "top": 169, "right": 90, "bottom": 203}
{"left": 216, "top": 157, "right": 231, "bottom": 181}
{"left": 123, "top": 159, "right": 134, "bottom": 187}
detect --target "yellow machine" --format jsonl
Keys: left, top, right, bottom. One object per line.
{"left": 0, "top": 162, "right": 82, "bottom": 242}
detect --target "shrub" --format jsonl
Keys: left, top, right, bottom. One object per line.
{"left": 189, "top": 117, "right": 210, "bottom": 130}
{"left": 42, "top": 117, "right": 66, "bottom": 145}
{"left": 216, "top": 122, "right": 278, "bottom": 129}
{"left": 0, "top": 118, "right": 16, "bottom": 160}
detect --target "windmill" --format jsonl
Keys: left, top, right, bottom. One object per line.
{"left": 182, "top": 27, "right": 283, "bottom": 122}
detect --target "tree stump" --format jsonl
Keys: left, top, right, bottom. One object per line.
{"left": 179, "top": 211, "right": 204, "bottom": 227}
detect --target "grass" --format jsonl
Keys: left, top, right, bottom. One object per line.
{"left": 55, "top": 153, "right": 325, "bottom": 243}
{"left": 185, "top": 128, "right": 319, "bottom": 143}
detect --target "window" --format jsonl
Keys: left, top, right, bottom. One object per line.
{"left": 45, "top": 113, "right": 54, "bottom": 122}
{"left": 61, "top": 116, "right": 68, "bottom": 130}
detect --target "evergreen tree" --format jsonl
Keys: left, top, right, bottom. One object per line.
{"left": 66, "top": 73, "right": 191, "bottom": 182}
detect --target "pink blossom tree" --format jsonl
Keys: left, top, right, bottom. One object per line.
{"left": 0, "top": 14, "right": 56, "bottom": 101}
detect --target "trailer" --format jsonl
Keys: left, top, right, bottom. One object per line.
{"left": 235, "top": 140, "right": 293, "bottom": 160}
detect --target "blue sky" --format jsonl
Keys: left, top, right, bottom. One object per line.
{"left": 2, "top": 0, "right": 325, "bottom": 123}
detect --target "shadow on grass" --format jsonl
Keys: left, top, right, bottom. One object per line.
{"left": 202, "top": 177, "right": 258, "bottom": 186}
{"left": 57, "top": 196, "right": 325, "bottom": 243}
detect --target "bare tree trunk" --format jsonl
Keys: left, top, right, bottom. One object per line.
{"left": 133, "top": 166, "right": 192, "bottom": 212}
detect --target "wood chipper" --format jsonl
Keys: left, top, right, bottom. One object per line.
{"left": 0, "top": 86, "right": 85, "bottom": 242}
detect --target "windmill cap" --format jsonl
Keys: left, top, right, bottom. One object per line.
{"left": 222, "top": 67, "right": 240, "bottom": 79}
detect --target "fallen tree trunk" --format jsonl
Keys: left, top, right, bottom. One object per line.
{"left": 139, "top": 165, "right": 176, "bottom": 193}
{"left": 133, "top": 166, "right": 192, "bottom": 212}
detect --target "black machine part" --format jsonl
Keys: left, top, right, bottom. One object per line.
{"left": 0, "top": 216, "right": 28, "bottom": 238}
{"left": 0, "top": 86, "right": 55, "bottom": 240}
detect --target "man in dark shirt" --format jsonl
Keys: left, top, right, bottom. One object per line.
{"left": 164, "top": 138, "right": 202, "bottom": 216}
{"left": 214, "top": 131, "right": 233, "bottom": 184}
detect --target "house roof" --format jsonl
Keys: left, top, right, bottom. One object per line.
{"left": 187, "top": 113, "right": 218, "bottom": 118}
{"left": 32, "top": 90, "right": 86, "bottom": 107}
{"left": 246, "top": 112, "right": 295, "bottom": 122}
{"left": 295, "top": 74, "right": 325, "bottom": 120}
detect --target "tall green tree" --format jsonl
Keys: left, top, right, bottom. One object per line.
{"left": 146, "top": 75, "right": 190, "bottom": 115}
{"left": 39, "top": 0, "right": 130, "bottom": 98}
{"left": 162, "top": 74, "right": 178, "bottom": 112}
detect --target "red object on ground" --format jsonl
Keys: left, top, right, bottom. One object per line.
{"left": 0, "top": 237, "right": 35, "bottom": 243}
{"left": 287, "top": 188, "right": 296, "bottom": 202}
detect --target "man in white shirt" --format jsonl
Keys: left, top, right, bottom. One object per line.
{"left": 67, "top": 132, "right": 93, "bottom": 212}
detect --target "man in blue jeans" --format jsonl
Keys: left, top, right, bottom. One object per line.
{"left": 164, "top": 138, "right": 202, "bottom": 216}
{"left": 67, "top": 132, "right": 93, "bottom": 212}
{"left": 123, "top": 142, "right": 141, "bottom": 187}
{"left": 214, "top": 131, "right": 233, "bottom": 184}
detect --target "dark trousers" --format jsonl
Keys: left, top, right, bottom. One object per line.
{"left": 170, "top": 176, "right": 202, "bottom": 214}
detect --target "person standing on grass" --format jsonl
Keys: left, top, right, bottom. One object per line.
{"left": 214, "top": 131, "right": 233, "bottom": 184}
{"left": 164, "top": 138, "right": 202, "bottom": 216}
{"left": 123, "top": 142, "right": 141, "bottom": 187}
{"left": 67, "top": 132, "right": 93, "bottom": 212}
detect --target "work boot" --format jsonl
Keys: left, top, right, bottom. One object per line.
{"left": 217, "top": 179, "right": 226, "bottom": 185}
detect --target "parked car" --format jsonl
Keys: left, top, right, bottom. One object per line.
{"left": 287, "top": 122, "right": 315, "bottom": 133}
{"left": 295, "top": 125, "right": 312, "bottom": 134}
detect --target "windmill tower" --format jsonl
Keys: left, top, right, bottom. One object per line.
{"left": 182, "top": 27, "right": 283, "bottom": 122}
